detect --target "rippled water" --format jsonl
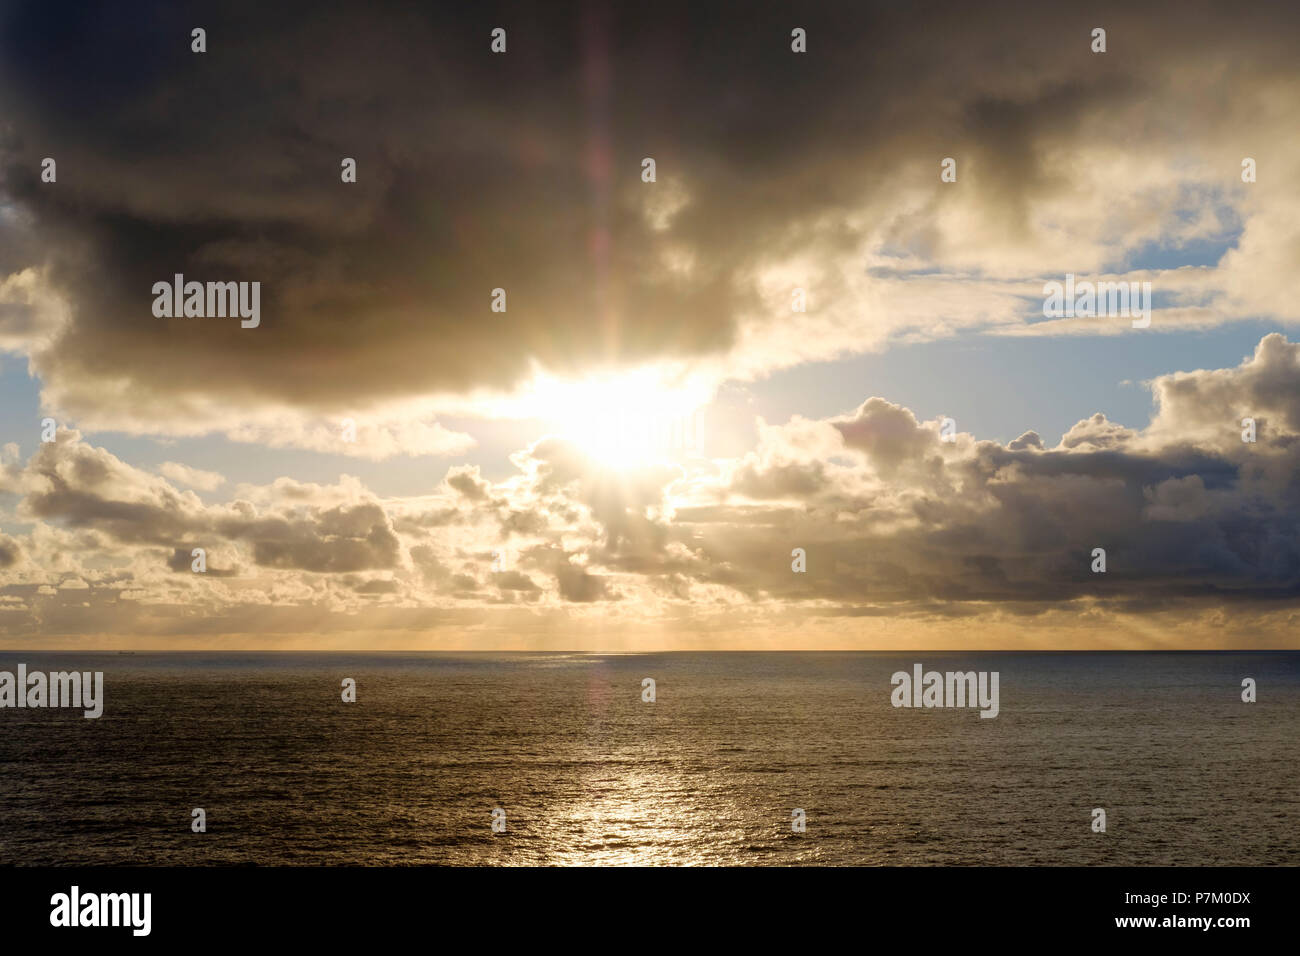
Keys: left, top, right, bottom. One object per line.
{"left": 0, "top": 652, "right": 1296, "bottom": 865}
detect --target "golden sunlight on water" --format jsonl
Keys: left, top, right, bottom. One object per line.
{"left": 1, "top": 651, "right": 1297, "bottom": 865}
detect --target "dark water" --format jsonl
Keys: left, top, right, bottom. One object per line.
{"left": 0, "top": 652, "right": 1296, "bottom": 866}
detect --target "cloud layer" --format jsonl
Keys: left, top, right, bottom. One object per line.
{"left": 1, "top": 334, "right": 1297, "bottom": 646}
{"left": 2, "top": 0, "right": 1300, "bottom": 452}
{"left": 1, "top": 2, "right": 1298, "bottom": 647}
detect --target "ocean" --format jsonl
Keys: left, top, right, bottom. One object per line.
{"left": 1, "top": 651, "right": 1296, "bottom": 866}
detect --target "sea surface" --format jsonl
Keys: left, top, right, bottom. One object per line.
{"left": 0, "top": 651, "right": 1296, "bottom": 866}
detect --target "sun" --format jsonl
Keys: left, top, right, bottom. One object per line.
{"left": 527, "top": 369, "right": 709, "bottom": 468}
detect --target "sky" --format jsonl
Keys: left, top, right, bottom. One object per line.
{"left": 1, "top": 0, "right": 1299, "bottom": 649}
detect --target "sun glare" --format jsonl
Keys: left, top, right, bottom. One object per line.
{"left": 528, "top": 370, "right": 709, "bottom": 467}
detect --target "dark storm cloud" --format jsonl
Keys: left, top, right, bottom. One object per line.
{"left": 4, "top": 0, "right": 1298, "bottom": 425}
